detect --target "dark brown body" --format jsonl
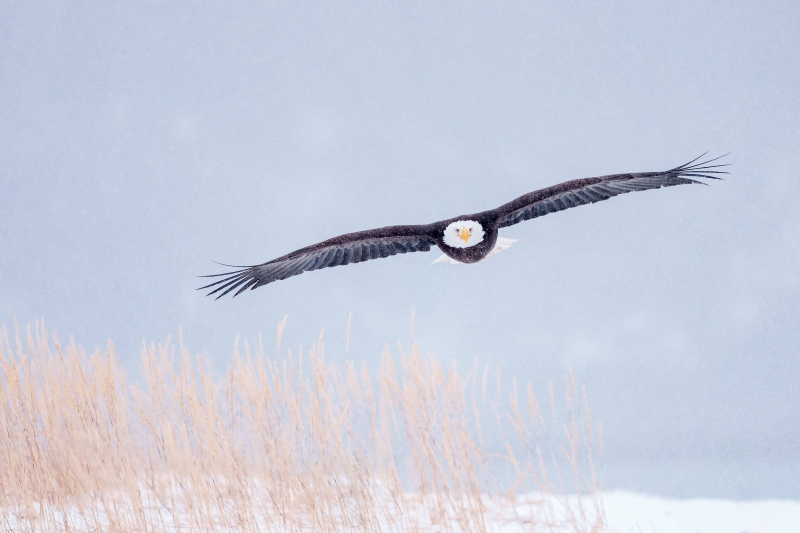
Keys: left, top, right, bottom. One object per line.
{"left": 432, "top": 215, "right": 499, "bottom": 264}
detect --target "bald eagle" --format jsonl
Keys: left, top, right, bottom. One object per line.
{"left": 200, "top": 155, "right": 726, "bottom": 298}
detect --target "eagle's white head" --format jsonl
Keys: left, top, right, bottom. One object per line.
{"left": 442, "top": 220, "right": 485, "bottom": 248}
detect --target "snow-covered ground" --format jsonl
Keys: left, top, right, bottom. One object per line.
{"left": 5, "top": 490, "right": 799, "bottom": 532}
{"left": 602, "top": 491, "right": 800, "bottom": 533}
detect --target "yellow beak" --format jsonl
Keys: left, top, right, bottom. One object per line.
{"left": 460, "top": 228, "right": 470, "bottom": 243}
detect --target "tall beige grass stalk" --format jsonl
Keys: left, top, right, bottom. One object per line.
{"left": 0, "top": 320, "right": 605, "bottom": 532}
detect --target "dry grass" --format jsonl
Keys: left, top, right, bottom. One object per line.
{"left": 0, "top": 319, "right": 605, "bottom": 532}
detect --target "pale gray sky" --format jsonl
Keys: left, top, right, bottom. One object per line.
{"left": 2, "top": 1, "right": 799, "bottom": 498}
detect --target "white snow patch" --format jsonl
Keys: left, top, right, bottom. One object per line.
{"left": 601, "top": 490, "right": 800, "bottom": 533}
{"left": 4, "top": 489, "right": 799, "bottom": 532}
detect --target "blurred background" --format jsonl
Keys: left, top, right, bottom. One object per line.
{"left": 2, "top": 1, "right": 798, "bottom": 499}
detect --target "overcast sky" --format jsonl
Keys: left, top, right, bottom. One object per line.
{"left": 2, "top": 1, "right": 799, "bottom": 498}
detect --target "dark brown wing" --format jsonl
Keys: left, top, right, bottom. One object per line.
{"left": 494, "top": 155, "right": 728, "bottom": 228}
{"left": 199, "top": 225, "right": 436, "bottom": 298}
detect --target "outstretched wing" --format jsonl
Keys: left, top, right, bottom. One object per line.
{"left": 494, "top": 155, "right": 728, "bottom": 228}
{"left": 199, "top": 225, "right": 436, "bottom": 298}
